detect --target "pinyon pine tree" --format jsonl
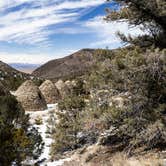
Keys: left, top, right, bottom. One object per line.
{"left": 0, "top": 82, "right": 44, "bottom": 165}
{"left": 106, "top": 0, "right": 166, "bottom": 48}
{"left": 51, "top": 79, "right": 86, "bottom": 156}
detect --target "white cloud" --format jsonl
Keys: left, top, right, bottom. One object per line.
{"left": 0, "top": 48, "right": 80, "bottom": 64}
{"left": 84, "top": 16, "right": 145, "bottom": 48}
{"left": 0, "top": 52, "right": 54, "bottom": 64}
{"left": 0, "top": 0, "right": 104, "bottom": 45}
{"left": 0, "top": 13, "right": 77, "bottom": 45}
{"left": 0, "top": 1, "right": 148, "bottom": 63}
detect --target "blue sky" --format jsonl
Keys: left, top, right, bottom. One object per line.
{"left": 0, "top": 0, "right": 143, "bottom": 64}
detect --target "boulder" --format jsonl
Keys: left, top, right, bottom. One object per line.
{"left": 109, "top": 92, "right": 131, "bottom": 109}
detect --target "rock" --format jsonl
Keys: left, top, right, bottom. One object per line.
{"left": 97, "top": 127, "right": 118, "bottom": 146}
{"left": 78, "top": 132, "right": 98, "bottom": 146}
{"left": 14, "top": 80, "right": 47, "bottom": 112}
{"left": 65, "top": 80, "right": 76, "bottom": 89}
{"left": 90, "top": 89, "right": 114, "bottom": 109}
{"left": 39, "top": 80, "right": 61, "bottom": 104}
{"left": 109, "top": 92, "right": 131, "bottom": 109}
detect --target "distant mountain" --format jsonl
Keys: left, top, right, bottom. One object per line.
{"left": 10, "top": 63, "right": 40, "bottom": 74}
{"left": 0, "top": 61, "right": 30, "bottom": 76}
{"left": 0, "top": 61, "right": 32, "bottom": 90}
{"left": 32, "top": 49, "right": 97, "bottom": 81}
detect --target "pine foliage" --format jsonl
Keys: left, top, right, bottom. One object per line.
{"left": 0, "top": 85, "right": 44, "bottom": 165}
{"left": 106, "top": 0, "right": 166, "bottom": 48}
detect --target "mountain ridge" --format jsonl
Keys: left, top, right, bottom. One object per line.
{"left": 0, "top": 60, "right": 34, "bottom": 90}
{"left": 32, "top": 49, "right": 97, "bottom": 81}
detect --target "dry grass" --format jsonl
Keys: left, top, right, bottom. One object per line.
{"left": 110, "top": 153, "right": 164, "bottom": 166}
{"left": 62, "top": 145, "right": 165, "bottom": 166}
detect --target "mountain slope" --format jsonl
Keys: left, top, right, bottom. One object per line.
{"left": 0, "top": 60, "right": 20, "bottom": 73}
{"left": 32, "top": 49, "right": 97, "bottom": 80}
{"left": 0, "top": 61, "right": 30, "bottom": 90}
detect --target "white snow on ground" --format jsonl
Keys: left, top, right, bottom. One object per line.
{"left": 27, "top": 104, "right": 71, "bottom": 166}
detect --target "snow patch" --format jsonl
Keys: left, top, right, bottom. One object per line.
{"left": 26, "top": 104, "right": 71, "bottom": 166}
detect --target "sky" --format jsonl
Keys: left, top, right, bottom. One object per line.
{"left": 0, "top": 0, "right": 144, "bottom": 64}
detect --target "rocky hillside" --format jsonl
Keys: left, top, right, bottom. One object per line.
{"left": 32, "top": 49, "right": 98, "bottom": 81}
{"left": 0, "top": 61, "right": 37, "bottom": 90}
{"left": 0, "top": 60, "right": 24, "bottom": 73}
{"left": 48, "top": 47, "right": 166, "bottom": 165}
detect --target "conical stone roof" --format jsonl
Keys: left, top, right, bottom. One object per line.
{"left": 55, "top": 79, "right": 70, "bottom": 98}
{"left": 15, "top": 80, "right": 47, "bottom": 112}
{"left": 39, "top": 80, "right": 61, "bottom": 104}
{"left": 55, "top": 80, "right": 65, "bottom": 90}
{"left": 65, "top": 80, "right": 76, "bottom": 89}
